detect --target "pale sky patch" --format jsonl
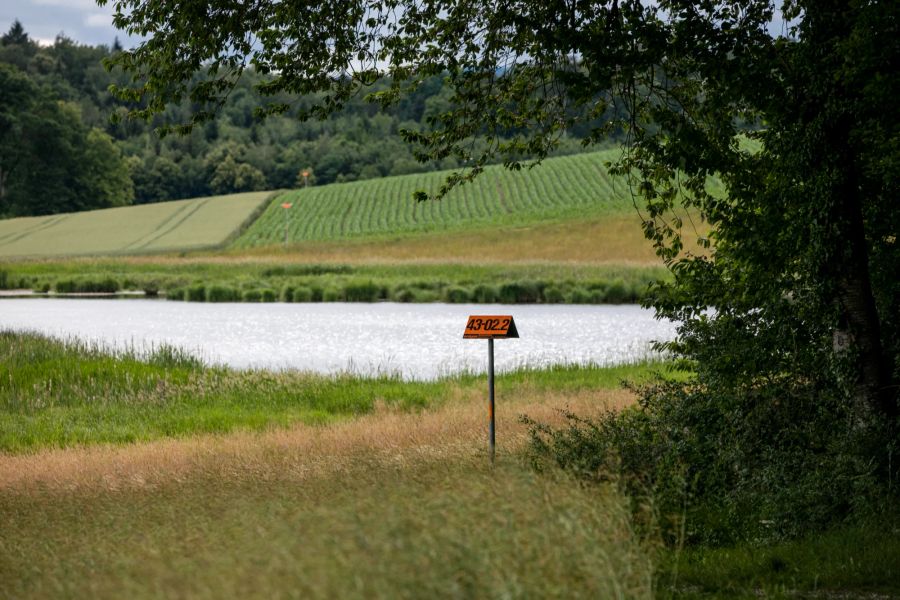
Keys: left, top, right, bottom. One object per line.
{"left": 0, "top": 0, "right": 140, "bottom": 47}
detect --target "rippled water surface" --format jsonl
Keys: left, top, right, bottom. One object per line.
{"left": 1, "top": 299, "right": 676, "bottom": 379}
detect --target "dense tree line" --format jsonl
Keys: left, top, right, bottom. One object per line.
{"left": 0, "top": 20, "right": 598, "bottom": 217}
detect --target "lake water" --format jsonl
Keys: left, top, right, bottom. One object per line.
{"left": 0, "top": 299, "right": 677, "bottom": 379}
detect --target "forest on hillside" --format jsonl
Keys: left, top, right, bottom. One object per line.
{"left": 0, "top": 20, "right": 609, "bottom": 218}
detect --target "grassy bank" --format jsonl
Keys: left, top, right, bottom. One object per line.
{"left": 0, "top": 330, "right": 662, "bottom": 453}
{"left": 0, "top": 259, "right": 668, "bottom": 304}
{"left": 0, "top": 458, "right": 652, "bottom": 599}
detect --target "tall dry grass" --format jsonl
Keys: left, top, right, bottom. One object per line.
{"left": 0, "top": 387, "right": 634, "bottom": 492}
{"left": 1, "top": 388, "right": 651, "bottom": 599}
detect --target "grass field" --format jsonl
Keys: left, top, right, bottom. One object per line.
{"left": 2, "top": 330, "right": 898, "bottom": 598}
{"left": 233, "top": 149, "right": 640, "bottom": 248}
{"left": 0, "top": 191, "right": 273, "bottom": 259}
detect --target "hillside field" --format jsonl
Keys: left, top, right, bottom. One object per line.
{"left": 233, "top": 149, "right": 636, "bottom": 248}
{"left": 0, "top": 192, "right": 273, "bottom": 259}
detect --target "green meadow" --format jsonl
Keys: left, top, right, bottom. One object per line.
{"left": 0, "top": 191, "right": 273, "bottom": 259}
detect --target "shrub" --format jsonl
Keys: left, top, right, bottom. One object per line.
{"left": 543, "top": 285, "right": 566, "bottom": 303}
{"left": 415, "top": 289, "right": 441, "bottom": 302}
{"left": 344, "top": 281, "right": 382, "bottom": 302}
{"left": 444, "top": 286, "right": 472, "bottom": 303}
{"left": 604, "top": 280, "right": 632, "bottom": 303}
{"left": 472, "top": 284, "right": 499, "bottom": 303}
{"left": 565, "top": 287, "right": 592, "bottom": 304}
{"left": 499, "top": 281, "right": 541, "bottom": 303}
{"left": 309, "top": 285, "right": 324, "bottom": 302}
{"left": 280, "top": 285, "right": 295, "bottom": 302}
{"left": 261, "top": 264, "right": 353, "bottom": 277}
{"left": 186, "top": 284, "right": 206, "bottom": 302}
{"left": 526, "top": 376, "right": 897, "bottom": 545}
{"left": 207, "top": 285, "right": 238, "bottom": 302}
{"left": 291, "top": 287, "right": 313, "bottom": 302}
{"left": 242, "top": 289, "right": 262, "bottom": 302}
{"left": 142, "top": 282, "right": 160, "bottom": 297}
{"left": 392, "top": 286, "right": 417, "bottom": 303}
{"left": 0, "top": 270, "right": 8, "bottom": 289}
{"left": 52, "top": 278, "right": 118, "bottom": 294}
{"left": 55, "top": 279, "right": 77, "bottom": 294}
{"left": 322, "top": 287, "right": 343, "bottom": 302}
{"left": 261, "top": 288, "right": 278, "bottom": 302}
{"left": 165, "top": 287, "right": 187, "bottom": 301}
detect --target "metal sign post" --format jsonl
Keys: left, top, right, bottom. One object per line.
{"left": 463, "top": 315, "right": 519, "bottom": 464}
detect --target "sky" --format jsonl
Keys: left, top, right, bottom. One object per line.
{"left": 0, "top": 0, "right": 141, "bottom": 48}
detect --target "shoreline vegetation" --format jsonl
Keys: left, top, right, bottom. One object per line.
{"left": 0, "top": 329, "right": 665, "bottom": 454}
{"left": 0, "top": 261, "right": 668, "bottom": 305}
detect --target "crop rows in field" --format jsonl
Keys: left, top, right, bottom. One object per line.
{"left": 233, "top": 149, "right": 632, "bottom": 248}
{"left": 0, "top": 192, "right": 272, "bottom": 259}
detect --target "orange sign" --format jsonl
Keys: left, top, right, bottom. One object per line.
{"left": 281, "top": 202, "right": 293, "bottom": 209}
{"left": 463, "top": 315, "right": 519, "bottom": 339}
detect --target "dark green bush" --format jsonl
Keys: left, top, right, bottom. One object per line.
{"left": 292, "top": 287, "right": 313, "bottom": 302}
{"left": 280, "top": 285, "right": 295, "bottom": 302}
{"left": 392, "top": 286, "right": 416, "bottom": 303}
{"left": 186, "top": 284, "right": 206, "bottom": 302}
{"left": 0, "top": 270, "right": 9, "bottom": 289}
{"left": 262, "top": 264, "right": 353, "bottom": 277}
{"left": 207, "top": 285, "right": 238, "bottom": 302}
{"left": 322, "top": 287, "right": 343, "bottom": 302}
{"left": 472, "top": 284, "right": 499, "bottom": 303}
{"left": 527, "top": 377, "right": 897, "bottom": 545}
{"left": 605, "top": 280, "right": 633, "bottom": 303}
{"left": 565, "top": 287, "right": 592, "bottom": 304}
{"left": 344, "top": 281, "right": 382, "bottom": 302}
{"left": 543, "top": 285, "right": 565, "bottom": 303}
{"left": 54, "top": 278, "right": 119, "bottom": 294}
{"left": 142, "top": 281, "right": 160, "bottom": 297}
{"left": 411, "top": 289, "right": 440, "bottom": 302}
{"left": 55, "top": 279, "right": 77, "bottom": 294}
{"left": 261, "top": 288, "right": 278, "bottom": 302}
{"left": 444, "top": 286, "right": 472, "bottom": 303}
{"left": 165, "top": 287, "right": 187, "bottom": 301}
{"left": 242, "top": 289, "right": 262, "bottom": 302}
{"left": 499, "top": 281, "right": 541, "bottom": 303}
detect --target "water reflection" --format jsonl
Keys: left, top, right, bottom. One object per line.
{"left": 0, "top": 299, "right": 676, "bottom": 379}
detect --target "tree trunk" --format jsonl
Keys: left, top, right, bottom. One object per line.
{"left": 834, "top": 156, "right": 898, "bottom": 422}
